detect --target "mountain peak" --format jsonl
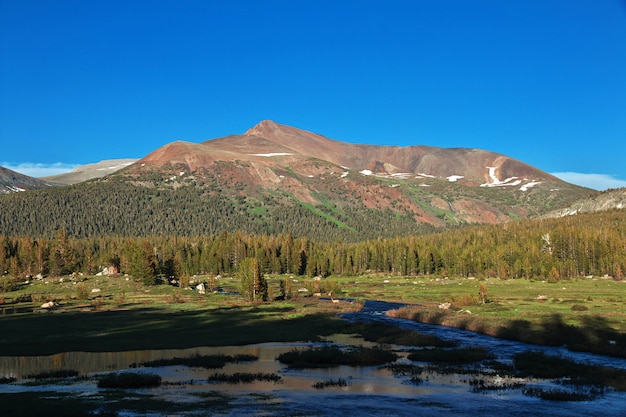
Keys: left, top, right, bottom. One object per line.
{"left": 244, "top": 120, "right": 287, "bottom": 137}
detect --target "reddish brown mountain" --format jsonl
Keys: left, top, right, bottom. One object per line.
{"left": 138, "top": 120, "right": 562, "bottom": 186}
{"left": 119, "top": 120, "right": 594, "bottom": 227}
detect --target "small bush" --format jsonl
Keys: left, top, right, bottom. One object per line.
{"left": 571, "top": 304, "right": 589, "bottom": 311}
{"left": 97, "top": 372, "right": 161, "bottom": 388}
{"left": 76, "top": 284, "right": 89, "bottom": 300}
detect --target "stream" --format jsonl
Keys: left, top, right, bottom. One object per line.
{"left": 1, "top": 300, "right": 626, "bottom": 416}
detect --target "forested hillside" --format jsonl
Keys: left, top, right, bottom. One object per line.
{"left": 1, "top": 210, "right": 624, "bottom": 282}
{"left": 0, "top": 179, "right": 434, "bottom": 241}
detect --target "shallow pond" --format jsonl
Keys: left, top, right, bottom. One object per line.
{"left": 2, "top": 300, "right": 626, "bottom": 416}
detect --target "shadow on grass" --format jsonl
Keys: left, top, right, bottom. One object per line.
{"left": 0, "top": 303, "right": 353, "bottom": 356}
{"left": 392, "top": 307, "right": 626, "bottom": 358}
{"left": 496, "top": 313, "right": 626, "bottom": 357}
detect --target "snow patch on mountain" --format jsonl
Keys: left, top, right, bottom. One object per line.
{"left": 520, "top": 181, "right": 541, "bottom": 191}
{"left": 249, "top": 153, "right": 293, "bottom": 157}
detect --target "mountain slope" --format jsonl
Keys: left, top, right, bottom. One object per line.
{"left": 0, "top": 121, "right": 596, "bottom": 239}
{"left": 0, "top": 166, "right": 57, "bottom": 194}
{"left": 539, "top": 187, "right": 626, "bottom": 218}
{"left": 122, "top": 120, "right": 593, "bottom": 225}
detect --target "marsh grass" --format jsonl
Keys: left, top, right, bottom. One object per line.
{"left": 384, "top": 364, "right": 424, "bottom": 385}
{"left": 25, "top": 369, "right": 79, "bottom": 379}
{"left": 207, "top": 372, "right": 282, "bottom": 384}
{"left": 97, "top": 371, "right": 162, "bottom": 388}
{"left": 139, "top": 353, "right": 258, "bottom": 369}
{"left": 276, "top": 345, "right": 399, "bottom": 368}
{"left": 522, "top": 386, "right": 602, "bottom": 401}
{"left": 312, "top": 378, "right": 349, "bottom": 389}
{"left": 513, "top": 351, "right": 626, "bottom": 391}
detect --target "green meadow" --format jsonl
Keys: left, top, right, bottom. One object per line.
{"left": 1, "top": 273, "right": 625, "bottom": 357}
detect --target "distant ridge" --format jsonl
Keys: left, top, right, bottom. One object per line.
{"left": 42, "top": 159, "right": 138, "bottom": 185}
{"left": 0, "top": 166, "right": 57, "bottom": 194}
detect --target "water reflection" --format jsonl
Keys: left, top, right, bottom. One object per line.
{"left": 0, "top": 343, "right": 304, "bottom": 379}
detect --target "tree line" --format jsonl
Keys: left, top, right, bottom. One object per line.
{"left": 1, "top": 209, "right": 625, "bottom": 283}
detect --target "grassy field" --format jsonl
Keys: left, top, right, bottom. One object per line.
{"left": 1, "top": 272, "right": 625, "bottom": 357}
{"left": 332, "top": 273, "right": 626, "bottom": 356}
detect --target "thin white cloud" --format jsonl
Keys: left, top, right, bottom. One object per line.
{"left": 552, "top": 172, "right": 626, "bottom": 191}
{"left": 1, "top": 162, "right": 79, "bottom": 178}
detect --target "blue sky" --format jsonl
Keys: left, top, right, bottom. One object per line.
{"left": 1, "top": 0, "right": 625, "bottom": 190}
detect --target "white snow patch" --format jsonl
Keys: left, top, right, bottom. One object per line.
{"left": 417, "top": 173, "right": 436, "bottom": 178}
{"left": 520, "top": 181, "right": 541, "bottom": 191}
{"left": 360, "top": 169, "right": 373, "bottom": 176}
{"left": 481, "top": 167, "right": 521, "bottom": 188}
{"left": 179, "top": 171, "right": 185, "bottom": 176}
{"left": 340, "top": 172, "right": 349, "bottom": 178}
{"left": 390, "top": 173, "right": 412, "bottom": 179}
{"left": 447, "top": 175, "right": 464, "bottom": 182}
{"left": 307, "top": 175, "right": 314, "bottom": 178}
{"left": 249, "top": 153, "right": 292, "bottom": 157}
{"left": 390, "top": 184, "right": 399, "bottom": 188}
{"left": 96, "top": 162, "right": 135, "bottom": 171}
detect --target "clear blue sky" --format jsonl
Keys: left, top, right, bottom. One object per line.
{"left": 1, "top": 0, "right": 625, "bottom": 190}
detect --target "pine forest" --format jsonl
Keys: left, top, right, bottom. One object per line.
{"left": 1, "top": 209, "right": 625, "bottom": 285}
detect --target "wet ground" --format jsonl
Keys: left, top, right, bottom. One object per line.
{"left": 2, "top": 300, "right": 626, "bottom": 416}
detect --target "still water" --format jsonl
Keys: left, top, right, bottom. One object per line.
{"left": 1, "top": 301, "right": 626, "bottom": 416}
